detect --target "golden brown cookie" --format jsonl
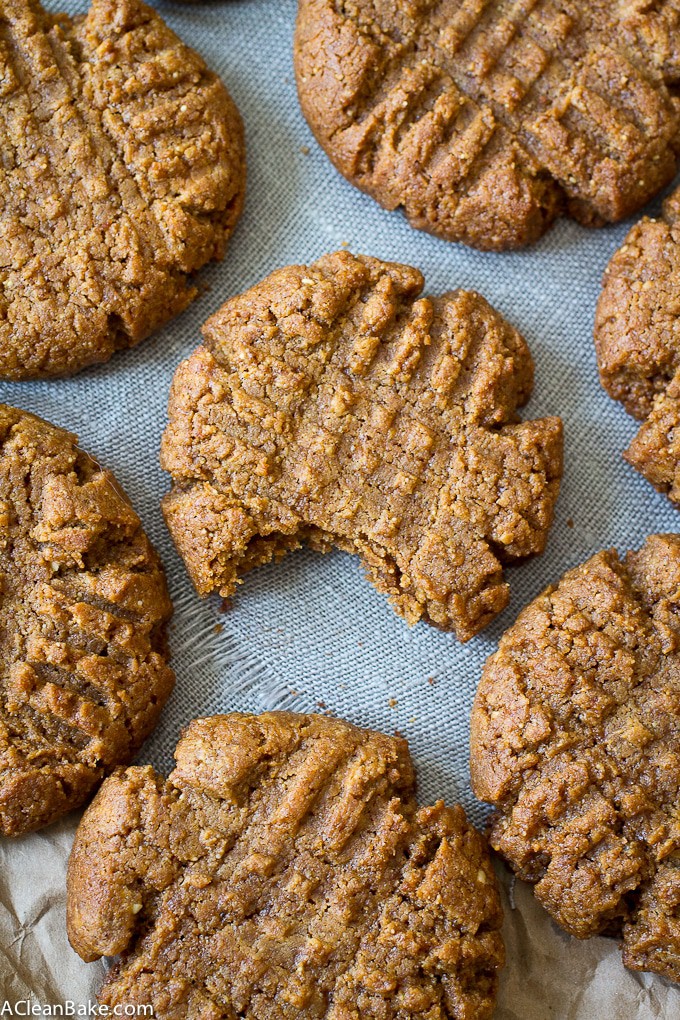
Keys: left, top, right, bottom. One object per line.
{"left": 471, "top": 534, "right": 680, "bottom": 983}
{"left": 595, "top": 183, "right": 680, "bottom": 505}
{"left": 160, "top": 251, "right": 563, "bottom": 641}
{"left": 0, "top": 0, "right": 245, "bottom": 379}
{"left": 294, "top": 0, "right": 680, "bottom": 251}
{"left": 0, "top": 404, "right": 174, "bottom": 837}
{"left": 67, "top": 711, "right": 505, "bottom": 1019}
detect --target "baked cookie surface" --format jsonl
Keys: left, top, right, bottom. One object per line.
{"left": 595, "top": 184, "right": 680, "bottom": 505}
{"left": 0, "top": 0, "right": 245, "bottom": 379}
{"left": 161, "top": 251, "right": 563, "bottom": 641}
{"left": 0, "top": 404, "right": 174, "bottom": 837}
{"left": 471, "top": 534, "right": 680, "bottom": 982}
{"left": 294, "top": 0, "right": 680, "bottom": 251}
{"left": 67, "top": 710, "right": 505, "bottom": 1019}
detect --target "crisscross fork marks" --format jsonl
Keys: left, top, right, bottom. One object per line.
{"left": 0, "top": 0, "right": 245, "bottom": 379}
{"left": 161, "top": 251, "right": 563, "bottom": 640}
{"left": 0, "top": 404, "right": 174, "bottom": 836}
{"left": 595, "top": 182, "right": 680, "bottom": 506}
{"left": 295, "top": 0, "right": 680, "bottom": 249}
{"left": 471, "top": 534, "right": 680, "bottom": 982}
{"left": 67, "top": 712, "right": 505, "bottom": 1019}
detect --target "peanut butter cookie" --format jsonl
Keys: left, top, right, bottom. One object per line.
{"left": 471, "top": 534, "right": 680, "bottom": 982}
{"left": 595, "top": 184, "right": 680, "bottom": 505}
{"left": 0, "top": 0, "right": 245, "bottom": 379}
{"left": 160, "top": 251, "right": 563, "bottom": 641}
{"left": 68, "top": 711, "right": 505, "bottom": 1019}
{"left": 294, "top": 0, "right": 680, "bottom": 251}
{"left": 0, "top": 404, "right": 174, "bottom": 837}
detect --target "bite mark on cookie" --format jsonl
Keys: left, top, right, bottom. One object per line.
{"left": 161, "top": 251, "right": 563, "bottom": 641}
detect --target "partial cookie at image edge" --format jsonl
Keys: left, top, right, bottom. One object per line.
{"left": 471, "top": 534, "right": 680, "bottom": 984}
{"left": 0, "top": 0, "right": 246, "bottom": 379}
{"left": 0, "top": 403, "right": 175, "bottom": 837}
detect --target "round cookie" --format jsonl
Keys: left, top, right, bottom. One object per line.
{"left": 161, "top": 250, "right": 563, "bottom": 641}
{"left": 595, "top": 183, "right": 680, "bottom": 505}
{"left": 471, "top": 534, "right": 680, "bottom": 982}
{"left": 294, "top": 0, "right": 680, "bottom": 251}
{"left": 67, "top": 710, "right": 505, "bottom": 1019}
{"left": 0, "top": 0, "right": 245, "bottom": 379}
{"left": 0, "top": 404, "right": 174, "bottom": 837}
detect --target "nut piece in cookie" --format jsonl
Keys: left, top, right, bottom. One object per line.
{"left": 161, "top": 250, "right": 563, "bottom": 641}
{"left": 67, "top": 711, "right": 505, "bottom": 1019}
{"left": 0, "top": 0, "right": 245, "bottom": 379}
{"left": 595, "top": 183, "right": 680, "bottom": 505}
{"left": 294, "top": 0, "right": 680, "bottom": 251}
{"left": 471, "top": 534, "right": 680, "bottom": 983}
{"left": 0, "top": 404, "right": 174, "bottom": 837}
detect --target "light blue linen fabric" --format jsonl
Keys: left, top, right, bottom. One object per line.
{"left": 1, "top": 2, "right": 679, "bottom": 1015}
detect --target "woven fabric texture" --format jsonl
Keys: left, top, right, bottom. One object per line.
{"left": 1, "top": 1, "right": 679, "bottom": 1017}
